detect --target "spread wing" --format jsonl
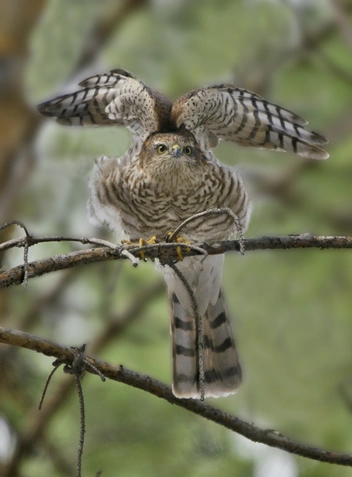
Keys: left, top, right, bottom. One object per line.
{"left": 171, "top": 84, "right": 329, "bottom": 159}
{"left": 37, "top": 69, "right": 172, "bottom": 140}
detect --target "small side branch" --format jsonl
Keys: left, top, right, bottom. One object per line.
{"left": 62, "top": 346, "right": 88, "bottom": 477}
{"left": 38, "top": 344, "right": 105, "bottom": 477}
{"left": 167, "top": 207, "right": 245, "bottom": 255}
{"left": 0, "top": 220, "right": 32, "bottom": 284}
{"left": 1, "top": 326, "right": 352, "bottom": 467}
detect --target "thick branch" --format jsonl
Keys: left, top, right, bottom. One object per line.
{"left": 0, "top": 234, "right": 351, "bottom": 288}
{"left": 0, "top": 326, "right": 351, "bottom": 467}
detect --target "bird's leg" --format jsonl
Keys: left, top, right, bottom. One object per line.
{"left": 165, "top": 232, "right": 191, "bottom": 261}
{"left": 121, "top": 237, "right": 158, "bottom": 260}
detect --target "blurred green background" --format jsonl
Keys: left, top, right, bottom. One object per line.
{"left": 1, "top": 0, "right": 352, "bottom": 476}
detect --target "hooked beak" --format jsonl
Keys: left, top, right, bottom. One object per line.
{"left": 171, "top": 144, "right": 181, "bottom": 158}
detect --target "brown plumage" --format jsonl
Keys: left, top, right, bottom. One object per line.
{"left": 38, "top": 69, "right": 328, "bottom": 399}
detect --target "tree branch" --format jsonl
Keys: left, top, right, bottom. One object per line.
{"left": 0, "top": 233, "right": 351, "bottom": 288}
{"left": 1, "top": 326, "right": 351, "bottom": 467}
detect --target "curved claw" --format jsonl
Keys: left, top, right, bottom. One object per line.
{"left": 122, "top": 236, "right": 158, "bottom": 261}
{"left": 165, "top": 232, "right": 191, "bottom": 261}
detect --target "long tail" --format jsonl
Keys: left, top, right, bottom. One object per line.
{"left": 162, "top": 255, "right": 242, "bottom": 399}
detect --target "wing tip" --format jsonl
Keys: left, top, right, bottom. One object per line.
{"left": 292, "top": 114, "right": 308, "bottom": 126}
{"left": 78, "top": 68, "right": 136, "bottom": 87}
{"left": 110, "top": 68, "right": 136, "bottom": 78}
{"left": 300, "top": 149, "right": 330, "bottom": 160}
{"left": 37, "top": 100, "right": 54, "bottom": 116}
{"left": 310, "top": 131, "right": 329, "bottom": 146}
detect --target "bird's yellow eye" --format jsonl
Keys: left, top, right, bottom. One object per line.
{"left": 157, "top": 144, "right": 167, "bottom": 154}
{"left": 184, "top": 146, "right": 192, "bottom": 155}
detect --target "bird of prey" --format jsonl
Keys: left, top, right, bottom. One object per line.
{"left": 38, "top": 68, "right": 328, "bottom": 399}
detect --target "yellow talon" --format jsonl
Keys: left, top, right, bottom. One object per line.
{"left": 166, "top": 232, "right": 191, "bottom": 261}
{"left": 122, "top": 237, "right": 157, "bottom": 261}
{"left": 176, "top": 246, "right": 184, "bottom": 261}
{"left": 123, "top": 234, "right": 190, "bottom": 262}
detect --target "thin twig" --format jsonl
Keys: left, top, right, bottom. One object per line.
{"left": 63, "top": 346, "right": 88, "bottom": 477}
{"left": 38, "top": 363, "right": 63, "bottom": 410}
{"left": 38, "top": 345, "right": 91, "bottom": 477}
{"left": 75, "top": 374, "right": 86, "bottom": 477}
{"left": 121, "top": 249, "right": 139, "bottom": 267}
{"left": 74, "top": 375, "right": 85, "bottom": 477}
{"left": 1, "top": 220, "right": 32, "bottom": 284}
{"left": 0, "top": 220, "right": 31, "bottom": 237}
{"left": 23, "top": 239, "right": 29, "bottom": 285}
{"left": 168, "top": 263, "right": 205, "bottom": 401}
{"left": 167, "top": 208, "right": 245, "bottom": 255}
{"left": 86, "top": 238, "right": 121, "bottom": 249}
{"left": 84, "top": 361, "right": 106, "bottom": 382}
{"left": 0, "top": 234, "right": 123, "bottom": 252}
{"left": 229, "top": 210, "right": 245, "bottom": 255}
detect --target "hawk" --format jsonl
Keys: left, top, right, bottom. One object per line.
{"left": 38, "top": 68, "right": 329, "bottom": 399}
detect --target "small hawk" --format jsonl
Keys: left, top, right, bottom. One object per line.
{"left": 38, "top": 68, "right": 329, "bottom": 399}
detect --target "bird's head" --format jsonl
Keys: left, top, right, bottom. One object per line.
{"left": 141, "top": 130, "right": 202, "bottom": 168}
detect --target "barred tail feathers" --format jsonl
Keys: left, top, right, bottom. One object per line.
{"left": 163, "top": 255, "right": 242, "bottom": 399}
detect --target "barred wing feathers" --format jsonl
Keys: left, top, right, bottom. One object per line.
{"left": 171, "top": 85, "right": 329, "bottom": 159}
{"left": 37, "top": 69, "right": 172, "bottom": 139}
